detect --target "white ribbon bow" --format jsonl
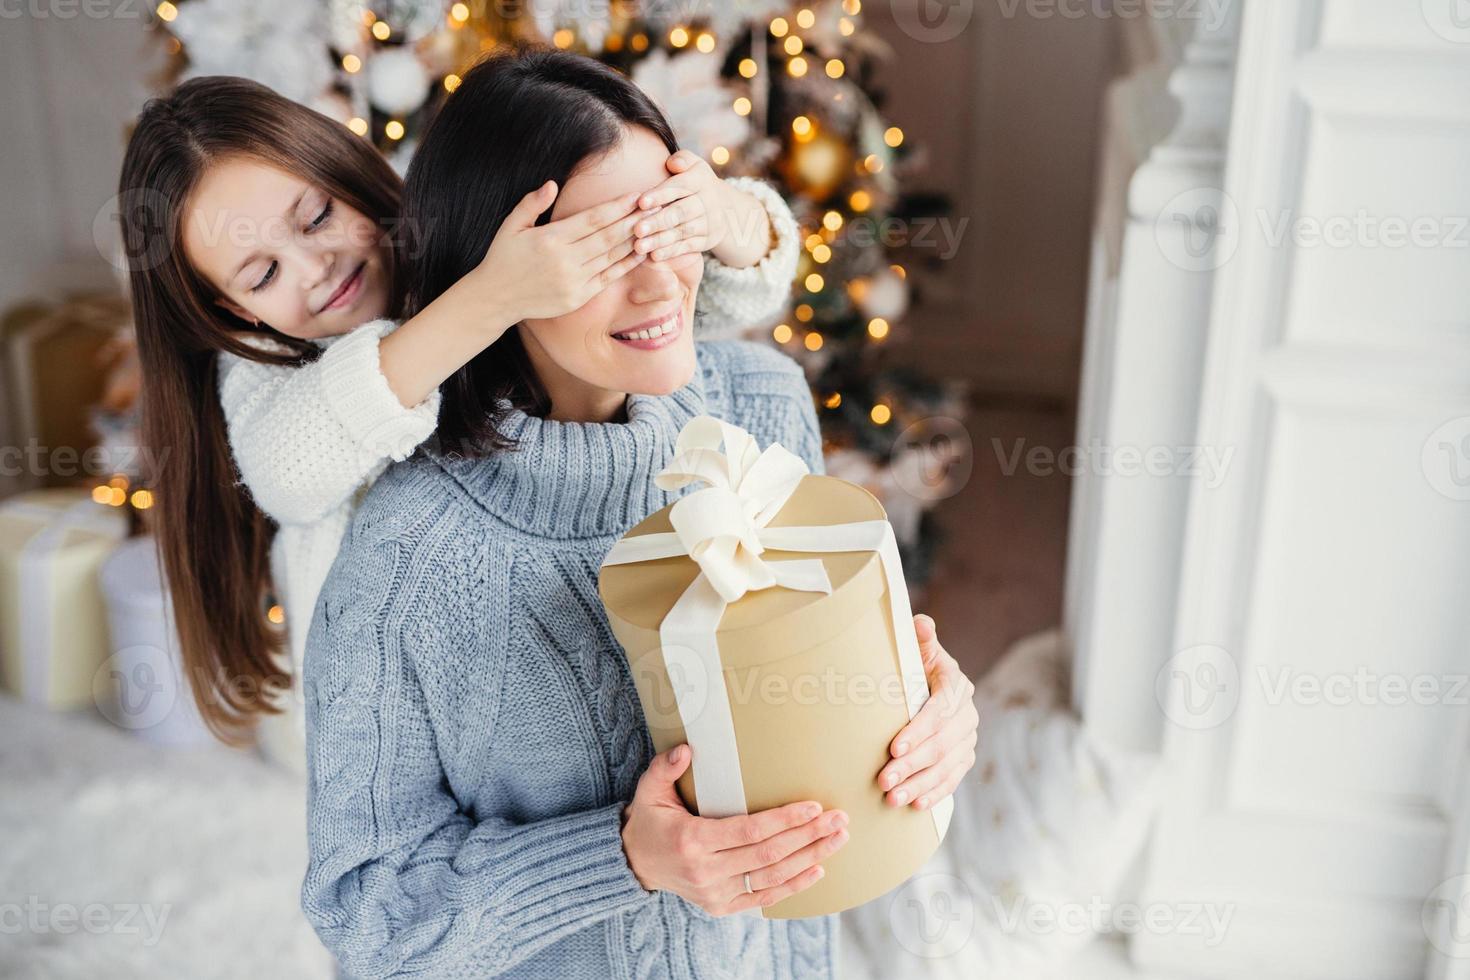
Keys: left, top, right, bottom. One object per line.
{"left": 602, "top": 415, "right": 952, "bottom": 848}
{"left": 654, "top": 416, "right": 831, "bottom": 603}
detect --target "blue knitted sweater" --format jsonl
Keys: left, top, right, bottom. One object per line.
{"left": 301, "top": 340, "right": 839, "bottom": 979}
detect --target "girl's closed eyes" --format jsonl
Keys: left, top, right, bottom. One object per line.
{"left": 248, "top": 198, "right": 336, "bottom": 293}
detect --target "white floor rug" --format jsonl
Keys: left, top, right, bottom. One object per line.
{"left": 0, "top": 695, "right": 334, "bottom": 979}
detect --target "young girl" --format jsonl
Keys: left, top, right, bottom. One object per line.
{"left": 117, "top": 74, "right": 799, "bottom": 760}
{"left": 303, "top": 48, "right": 978, "bottom": 979}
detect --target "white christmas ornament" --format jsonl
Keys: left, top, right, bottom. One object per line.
{"left": 328, "top": 0, "right": 369, "bottom": 51}
{"left": 632, "top": 50, "right": 749, "bottom": 160}
{"left": 860, "top": 268, "right": 910, "bottom": 321}
{"left": 169, "top": 0, "right": 334, "bottom": 105}
{"left": 367, "top": 48, "right": 431, "bottom": 116}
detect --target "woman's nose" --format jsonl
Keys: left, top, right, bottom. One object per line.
{"left": 624, "top": 258, "right": 681, "bottom": 306}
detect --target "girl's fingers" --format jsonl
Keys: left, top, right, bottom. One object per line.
{"left": 584, "top": 235, "right": 639, "bottom": 276}
{"left": 635, "top": 198, "right": 698, "bottom": 239}
{"left": 635, "top": 216, "right": 707, "bottom": 256}
{"left": 594, "top": 249, "right": 646, "bottom": 289}
{"left": 502, "top": 181, "right": 558, "bottom": 232}
{"left": 638, "top": 177, "right": 696, "bottom": 212}
{"left": 559, "top": 191, "right": 642, "bottom": 241}
{"left": 574, "top": 211, "right": 646, "bottom": 264}
{"left": 665, "top": 149, "right": 701, "bottom": 174}
{"left": 649, "top": 237, "right": 707, "bottom": 263}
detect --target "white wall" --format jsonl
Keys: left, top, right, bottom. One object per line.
{"left": 865, "top": 0, "right": 1113, "bottom": 402}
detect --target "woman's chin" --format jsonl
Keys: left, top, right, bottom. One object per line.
{"left": 623, "top": 343, "right": 697, "bottom": 397}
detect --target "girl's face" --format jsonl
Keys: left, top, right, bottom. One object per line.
{"left": 181, "top": 157, "right": 392, "bottom": 340}
{"left": 520, "top": 125, "right": 701, "bottom": 422}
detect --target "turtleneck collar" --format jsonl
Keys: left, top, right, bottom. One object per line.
{"left": 429, "top": 345, "right": 727, "bottom": 540}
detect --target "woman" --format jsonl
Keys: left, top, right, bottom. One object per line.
{"left": 302, "top": 48, "right": 979, "bottom": 979}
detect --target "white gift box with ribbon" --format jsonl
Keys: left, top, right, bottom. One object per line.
{"left": 0, "top": 488, "right": 128, "bottom": 707}
{"left": 600, "top": 416, "right": 953, "bottom": 919}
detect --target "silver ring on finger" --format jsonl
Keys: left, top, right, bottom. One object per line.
{"left": 743, "top": 872, "right": 754, "bottom": 895}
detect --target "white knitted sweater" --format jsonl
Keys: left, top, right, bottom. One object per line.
{"left": 218, "top": 177, "right": 799, "bottom": 768}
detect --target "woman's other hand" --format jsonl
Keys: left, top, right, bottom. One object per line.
{"left": 621, "top": 744, "right": 849, "bottom": 916}
{"left": 876, "top": 614, "right": 980, "bottom": 811}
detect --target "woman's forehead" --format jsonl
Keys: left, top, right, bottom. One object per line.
{"left": 551, "top": 126, "right": 671, "bottom": 219}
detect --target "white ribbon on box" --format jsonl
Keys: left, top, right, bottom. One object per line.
{"left": 601, "top": 416, "right": 952, "bottom": 839}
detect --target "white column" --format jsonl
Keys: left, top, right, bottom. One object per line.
{"left": 1067, "top": 0, "right": 1242, "bottom": 751}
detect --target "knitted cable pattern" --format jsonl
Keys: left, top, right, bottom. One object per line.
{"left": 302, "top": 340, "right": 838, "bottom": 979}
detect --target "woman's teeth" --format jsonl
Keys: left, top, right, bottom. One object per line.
{"left": 614, "top": 315, "right": 677, "bottom": 341}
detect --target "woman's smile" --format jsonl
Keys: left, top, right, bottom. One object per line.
{"left": 609, "top": 304, "right": 684, "bottom": 350}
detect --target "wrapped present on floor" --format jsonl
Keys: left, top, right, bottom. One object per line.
{"left": 600, "top": 416, "right": 953, "bottom": 920}
{"left": 0, "top": 488, "right": 128, "bottom": 707}
{"left": 2, "top": 293, "right": 132, "bottom": 490}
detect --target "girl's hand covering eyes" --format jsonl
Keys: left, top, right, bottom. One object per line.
{"left": 631, "top": 151, "right": 774, "bottom": 268}
{"left": 472, "top": 180, "right": 649, "bottom": 323}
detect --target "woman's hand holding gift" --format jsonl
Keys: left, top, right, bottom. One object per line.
{"left": 632, "top": 150, "right": 774, "bottom": 269}
{"left": 877, "top": 614, "right": 980, "bottom": 811}
{"left": 621, "top": 744, "right": 850, "bottom": 916}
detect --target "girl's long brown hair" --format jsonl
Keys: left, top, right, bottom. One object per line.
{"left": 118, "top": 76, "right": 404, "bottom": 743}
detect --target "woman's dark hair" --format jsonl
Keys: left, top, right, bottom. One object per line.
{"left": 118, "top": 76, "right": 405, "bottom": 744}
{"left": 403, "top": 46, "right": 679, "bottom": 454}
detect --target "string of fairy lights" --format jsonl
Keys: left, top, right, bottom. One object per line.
{"left": 134, "top": 0, "right": 946, "bottom": 546}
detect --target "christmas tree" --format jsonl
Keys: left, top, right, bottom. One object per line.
{"left": 154, "top": 0, "right": 966, "bottom": 582}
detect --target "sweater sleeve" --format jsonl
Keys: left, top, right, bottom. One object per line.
{"left": 216, "top": 319, "right": 440, "bottom": 527}
{"left": 694, "top": 177, "right": 799, "bottom": 340}
{"left": 301, "top": 532, "right": 652, "bottom": 979}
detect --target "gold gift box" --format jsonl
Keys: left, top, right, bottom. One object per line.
{"left": 600, "top": 473, "right": 950, "bottom": 919}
